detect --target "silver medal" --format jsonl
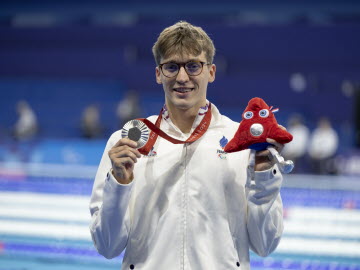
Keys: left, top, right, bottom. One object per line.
{"left": 121, "top": 120, "right": 150, "bottom": 148}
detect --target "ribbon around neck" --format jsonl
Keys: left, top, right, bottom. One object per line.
{"left": 137, "top": 103, "right": 212, "bottom": 155}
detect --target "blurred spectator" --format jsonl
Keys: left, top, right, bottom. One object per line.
{"left": 81, "top": 104, "right": 103, "bottom": 139}
{"left": 282, "top": 114, "right": 310, "bottom": 173}
{"left": 13, "top": 100, "right": 38, "bottom": 141}
{"left": 116, "top": 90, "right": 141, "bottom": 128}
{"left": 308, "top": 117, "right": 339, "bottom": 174}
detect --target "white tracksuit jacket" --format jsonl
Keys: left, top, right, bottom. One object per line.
{"left": 89, "top": 103, "right": 284, "bottom": 270}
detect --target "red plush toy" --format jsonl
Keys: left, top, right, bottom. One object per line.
{"left": 224, "top": 97, "right": 293, "bottom": 153}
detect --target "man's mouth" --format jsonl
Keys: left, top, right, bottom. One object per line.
{"left": 173, "top": 87, "right": 194, "bottom": 93}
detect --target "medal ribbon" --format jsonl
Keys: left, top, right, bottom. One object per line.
{"left": 137, "top": 103, "right": 212, "bottom": 155}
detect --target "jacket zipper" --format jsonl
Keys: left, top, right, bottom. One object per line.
{"left": 180, "top": 144, "right": 188, "bottom": 270}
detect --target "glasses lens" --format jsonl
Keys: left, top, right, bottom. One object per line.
{"left": 161, "top": 61, "right": 204, "bottom": 77}
{"left": 162, "top": 63, "right": 179, "bottom": 77}
{"left": 185, "top": 62, "right": 202, "bottom": 75}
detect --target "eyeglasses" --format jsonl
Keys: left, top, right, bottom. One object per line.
{"left": 159, "top": 61, "right": 211, "bottom": 78}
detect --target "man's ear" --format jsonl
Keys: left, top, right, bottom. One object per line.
{"left": 155, "top": 67, "right": 162, "bottom": 84}
{"left": 208, "top": 64, "right": 216, "bottom": 83}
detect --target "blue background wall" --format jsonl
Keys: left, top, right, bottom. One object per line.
{"left": 1, "top": 24, "right": 359, "bottom": 137}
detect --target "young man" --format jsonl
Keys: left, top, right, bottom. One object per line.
{"left": 90, "top": 21, "right": 284, "bottom": 270}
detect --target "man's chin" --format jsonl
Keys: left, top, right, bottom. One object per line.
{"left": 166, "top": 98, "right": 193, "bottom": 110}
{"left": 173, "top": 100, "right": 193, "bottom": 110}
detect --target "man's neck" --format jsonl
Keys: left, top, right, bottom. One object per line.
{"left": 166, "top": 103, "right": 205, "bottom": 134}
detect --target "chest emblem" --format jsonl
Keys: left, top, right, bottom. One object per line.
{"left": 217, "top": 136, "right": 228, "bottom": 159}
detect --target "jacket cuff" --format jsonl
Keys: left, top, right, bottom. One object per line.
{"left": 254, "top": 164, "right": 281, "bottom": 182}
{"left": 248, "top": 164, "right": 283, "bottom": 204}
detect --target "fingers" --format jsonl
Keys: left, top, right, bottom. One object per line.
{"left": 255, "top": 149, "right": 270, "bottom": 157}
{"left": 114, "top": 137, "right": 138, "bottom": 148}
{"left": 266, "top": 124, "right": 286, "bottom": 153}
{"left": 266, "top": 124, "right": 287, "bottom": 149}
{"left": 112, "top": 138, "right": 141, "bottom": 155}
{"left": 254, "top": 138, "right": 285, "bottom": 163}
{"left": 266, "top": 138, "right": 282, "bottom": 148}
{"left": 109, "top": 145, "right": 141, "bottom": 159}
{"left": 112, "top": 157, "right": 135, "bottom": 171}
{"left": 108, "top": 138, "right": 142, "bottom": 183}
{"left": 255, "top": 126, "right": 287, "bottom": 170}
{"left": 278, "top": 124, "right": 286, "bottom": 131}
{"left": 254, "top": 150, "right": 275, "bottom": 171}
{"left": 110, "top": 148, "right": 140, "bottom": 163}
{"left": 111, "top": 157, "right": 135, "bottom": 184}
{"left": 266, "top": 138, "right": 284, "bottom": 153}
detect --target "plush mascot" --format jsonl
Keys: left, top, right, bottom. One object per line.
{"left": 224, "top": 97, "right": 294, "bottom": 173}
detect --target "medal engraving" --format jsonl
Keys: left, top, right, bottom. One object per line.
{"left": 121, "top": 120, "right": 150, "bottom": 148}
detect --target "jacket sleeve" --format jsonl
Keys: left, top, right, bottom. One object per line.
{"left": 89, "top": 132, "right": 133, "bottom": 259}
{"left": 246, "top": 164, "right": 284, "bottom": 257}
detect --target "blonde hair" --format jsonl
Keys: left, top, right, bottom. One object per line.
{"left": 152, "top": 21, "right": 216, "bottom": 65}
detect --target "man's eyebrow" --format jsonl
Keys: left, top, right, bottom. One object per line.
{"left": 163, "top": 58, "right": 202, "bottom": 63}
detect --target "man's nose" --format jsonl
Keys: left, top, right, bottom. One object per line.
{"left": 176, "top": 66, "right": 190, "bottom": 83}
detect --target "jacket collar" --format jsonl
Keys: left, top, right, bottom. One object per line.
{"left": 160, "top": 100, "right": 222, "bottom": 139}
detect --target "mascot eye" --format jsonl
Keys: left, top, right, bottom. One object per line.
{"left": 259, "top": 109, "right": 269, "bottom": 118}
{"left": 244, "top": 111, "right": 253, "bottom": 119}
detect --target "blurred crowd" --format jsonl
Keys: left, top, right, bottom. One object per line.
{"left": 282, "top": 114, "right": 339, "bottom": 175}
{"left": 12, "top": 100, "right": 38, "bottom": 142}
{"left": 9, "top": 90, "right": 142, "bottom": 141}
{"left": 80, "top": 90, "right": 142, "bottom": 139}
